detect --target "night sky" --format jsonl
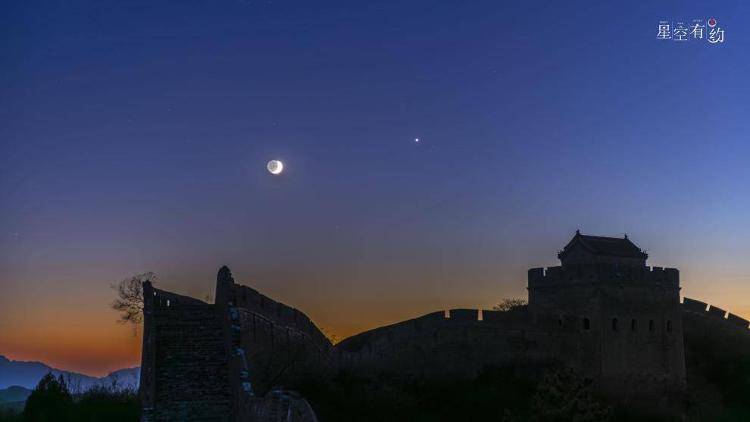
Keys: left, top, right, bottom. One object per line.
{"left": 1, "top": 1, "right": 749, "bottom": 376}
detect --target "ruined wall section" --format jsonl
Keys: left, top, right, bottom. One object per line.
{"left": 213, "top": 268, "right": 333, "bottom": 405}
{"left": 229, "top": 283, "right": 332, "bottom": 353}
{"left": 141, "top": 268, "right": 332, "bottom": 422}
{"left": 234, "top": 307, "right": 331, "bottom": 394}
{"left": 140, "top": 283, "right": 232, "bottom": 422}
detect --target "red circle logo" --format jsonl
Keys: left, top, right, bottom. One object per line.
{"left": 708, "top": 18, "right": 717, "bottom": 27}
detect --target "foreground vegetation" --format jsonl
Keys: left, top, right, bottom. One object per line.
{"left": 0, "top": 374, "right": 139, "bottom": 422}
{"left": 4, "top": 355, "right": 750, "bottom": 421}
{"left": 299, "top": 366, "right": 633, "bottom": 422}
{"left": 299, "top": 361, "right": 750, "bottom": 422}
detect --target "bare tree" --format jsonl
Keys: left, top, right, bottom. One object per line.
{"left": 111, "top": 272, "right": 156, "bottom": 325}
{"left": 493, "top": 297, "right": 527, "bottom": 312}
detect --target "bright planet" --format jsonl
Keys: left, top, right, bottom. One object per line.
{"left": 267, "top": 160, "right": 284, "bottom": 175}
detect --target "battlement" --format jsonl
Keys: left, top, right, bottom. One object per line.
{"left": 681, "top": 297, "right": 750, "bottom": 330}
{"left": 528, "top": 264, "right": 679, "bottom": 287}
{"left": 448, "top": 308, "right": 478, "bottom": 321}
{"left": 145, "top": 282, "right": 209, "bottom": 309}
{"left": 336, "top": 308, "right": 507, "bottom": 355}
{"left": 336, "top": 305, "right": 593, "bottom": 356}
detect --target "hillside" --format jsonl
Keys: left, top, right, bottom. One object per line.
{"left": 0, "top": 386, "right": 30, "bottom": 405}
{"left": 0, "top": 356, "right": 139, "bottom": 391}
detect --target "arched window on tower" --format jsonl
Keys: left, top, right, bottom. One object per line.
{"left": 631, "top": 319, "right": 637, "bottom": 331}
{"left": 666, "top": 320, "right": 673, "bottom": 333}
{"left": 583, "top": 318, "right": 590, "bottom": 330}
{"left": 612, "top": 318, "right": 619, "bottom": 331}
{"left": 649, "top": 320, "right": 655, "bottom": 332}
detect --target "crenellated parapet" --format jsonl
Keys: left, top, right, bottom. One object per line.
{"left": 333, "top": 304, "right": 612, "bottom": 379}
{"left": 337, "top": 307, "right": 531, "bottom": 354}
{"left": 335, "top": 306, "right": 576, "bottom": 358}
{"left": 528, "top": 264, "right": 679, "bottom": 288}
{"left": 727, "top": 313, "right": 750, "bottom": 328}
{"left": 334, "top": 294, "right": 746, "bottom": 362}
{"left": 682, "top": 297, "right": 750, "bottom": 330}
{"left": 147, "top": 284, "right": 209, "bottom": 309}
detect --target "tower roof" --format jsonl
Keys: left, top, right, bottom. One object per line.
{"left": 558, "top": 231, "right": 648, "bottom": 261}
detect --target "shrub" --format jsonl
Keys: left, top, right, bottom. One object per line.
{"left": 22, "top": 373, "right": 73, "bottom": 422}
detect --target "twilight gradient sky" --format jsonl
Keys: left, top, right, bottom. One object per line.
{"left": 1, "top": 1, "right": 749, "bottom": 376}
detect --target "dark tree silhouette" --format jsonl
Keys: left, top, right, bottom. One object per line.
{"left": 74, "top": 384, "right": 139, "bottom": 422}
{"left": 111, "top": 272, "right": 156, "bottom": 325}
{"left": 22, "top": 373, "right": 73, "bottom": 422}
{"left": 493, "top": 298, "right": 527, "bottom": 312}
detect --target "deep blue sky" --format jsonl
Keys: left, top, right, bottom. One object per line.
{"left": 1, "top": 0, "right": 749, "bottom": 374}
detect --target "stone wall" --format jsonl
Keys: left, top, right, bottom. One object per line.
{"left": 141, "top": 272, "right": 326, "bottom": 421}
{"left": 213, "top": 267, "right": 332, "bottom": 417}
{"left": 140, "top": 283, "right": 232, "bottom": 421}
{"left": 681, "top": 297, "right": 750, "bottom": 418}
{"left": 682, "top": 297, "right": 750, "bottom": 330}
{"left": 141, "top": 268, "right": 750, "bottom": 420}
{"left": 526, "top": 263, "right": 686, "bottom": 399}
{"left": 334, "top": 307, "right": 575, "bottom": 378}
{"left": 228, "top": 283, "right": 331, "bottom": 353}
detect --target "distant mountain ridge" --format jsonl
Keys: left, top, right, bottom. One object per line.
{"left": 0, "top": 385, "right": 31, "bottom": 403}
{"left": 0, "top": 355, "right": 140, "bottom": 391}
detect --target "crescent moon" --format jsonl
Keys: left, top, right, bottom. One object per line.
{"left": 267, "top": 160, "right": 284, "bottom": 175}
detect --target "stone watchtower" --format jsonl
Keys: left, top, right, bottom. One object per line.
{"left": 527, "top": 232, "right": 686, "bottom": 400}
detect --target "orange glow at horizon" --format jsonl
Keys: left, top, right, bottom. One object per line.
{"left": 0, "top": 299, "right": 142, "bottom": 377}
{"left": 2, "top": 270, "right": 749, "bottom": 377}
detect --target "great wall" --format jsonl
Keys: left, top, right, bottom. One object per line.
{"left": 138, "top": 233, "right": 750, "bottom": 421}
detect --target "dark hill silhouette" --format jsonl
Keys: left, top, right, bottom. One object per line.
{"left": 0, "top": 386, "right": 31, "bottom": 403}
{"left": 0, "top": 355, "right": 139, "bottom": 391}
